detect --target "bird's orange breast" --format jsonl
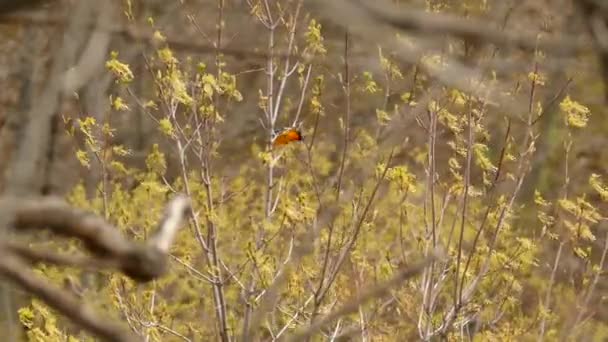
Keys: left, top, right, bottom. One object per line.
{"left": 272, "top": 128, "right": 302, "bottom": 146}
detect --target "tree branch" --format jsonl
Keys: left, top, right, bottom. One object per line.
{"left": 355, "top": 0, "right": 588, "bottom": 55}
{"left": 0, "top": 194, "right": 190, "bottom": 341}
{"left": 0, "top": 250, "right": 136, "bottom": 341}
{"left": 0, "top": 0, "right": 48, "bottom": 15}
{"left": 285, "top": 251, "right": 443, "bottom": 342}
{"left": 2, "top": 195, "right": 190, "bottom": 281}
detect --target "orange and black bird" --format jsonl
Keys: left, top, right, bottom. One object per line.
{"left": 271, "top": 127, "right": 303, "bottom": 147}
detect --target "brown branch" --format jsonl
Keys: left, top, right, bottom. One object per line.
{"left": 0, "top": 0, "right": 48, "bottom": 15}
{"left": 0, "top": 250, "right": 136, "bottom": 341}
{"left": 1, "top": 194, "right": 190, "bottom": 282}
{"left": 587, "top": 10, "right": 608, "bottom": 102}
{"left": 305, "top": 0, "right": 529, "bottom": 119}
{"left": 0, "top": 194, "right": 190, "bottom": 341}
{"left": 0, "top": 13, "right": 313, "bottom": 62}
{"left": 355, "top": 0, "right": 589, "bottom": 55}
{"left": 4, "top": 195, "right": 191, "bottom": 275}
{"left": 3, "top": 242, "right": 118, "bottom": 270}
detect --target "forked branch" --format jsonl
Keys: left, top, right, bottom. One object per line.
{"left": 286, "top": 250, "right": 443, "bottom": 342}
{"left": 0, "top": 194, "right": 191, "bottom": 341}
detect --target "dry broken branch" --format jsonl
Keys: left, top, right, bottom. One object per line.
{"left": 0, "top": 0, "right": 48, "bottom": 15}
{"left": 355, "top": 0, "right": 588, "bottom": 55}
{"left": 1, "top": 194, "right": 191, "bottom": 281}
{"left": 4, "top": 242, "right": 118, "bottom": 270}
{"left": 0, "top": 194, "right": 191, "bottom": 341}
{"left": 0, "top": 250, "right": 136, "bottom": 341}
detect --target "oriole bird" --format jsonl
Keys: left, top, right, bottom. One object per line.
{"left": 271, "top": 127, "right": 303, "bottom": 147}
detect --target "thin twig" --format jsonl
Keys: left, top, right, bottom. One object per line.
{"left": 286, "top": 252, "right": 442, "bottom": 342}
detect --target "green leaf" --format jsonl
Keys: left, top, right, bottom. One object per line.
{"left": 158, "top": 118, "right": 175, "bottom": 137}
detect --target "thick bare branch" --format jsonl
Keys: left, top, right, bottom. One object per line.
{"left": 1, "top": 194, "right": 191, "bottom": 281}
{"left": 0, "top": 194, "right": 189, "bottom": 341}
{"left": 0, "top": 250, "right": 136, "bottom": 341}
{"left": 0, "top": 0, "right": 48, "bottom": 15}
{"left": 4, "top": 242, "right": 117, "bottom": 270}
{"left": 0, "top": 13, "right": 314, "bottom": 62}
{"left": 354, "top": 0, "right": 588, "bottom": 55}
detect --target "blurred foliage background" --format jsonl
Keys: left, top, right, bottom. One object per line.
{"left": 2, "top": 0, "right": 608, "bottom": 341}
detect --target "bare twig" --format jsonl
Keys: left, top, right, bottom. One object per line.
{"left": 336, "top": 31, "right": 351, "bottom": 200}
{"left": 538, "top": 241, "right": 565, "bottom": 341}
{"left": 286, "top": 251, "right": 442, "bottom": 342}
{"left": 315, "top": 150, "right": 395, "bottom": 308}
